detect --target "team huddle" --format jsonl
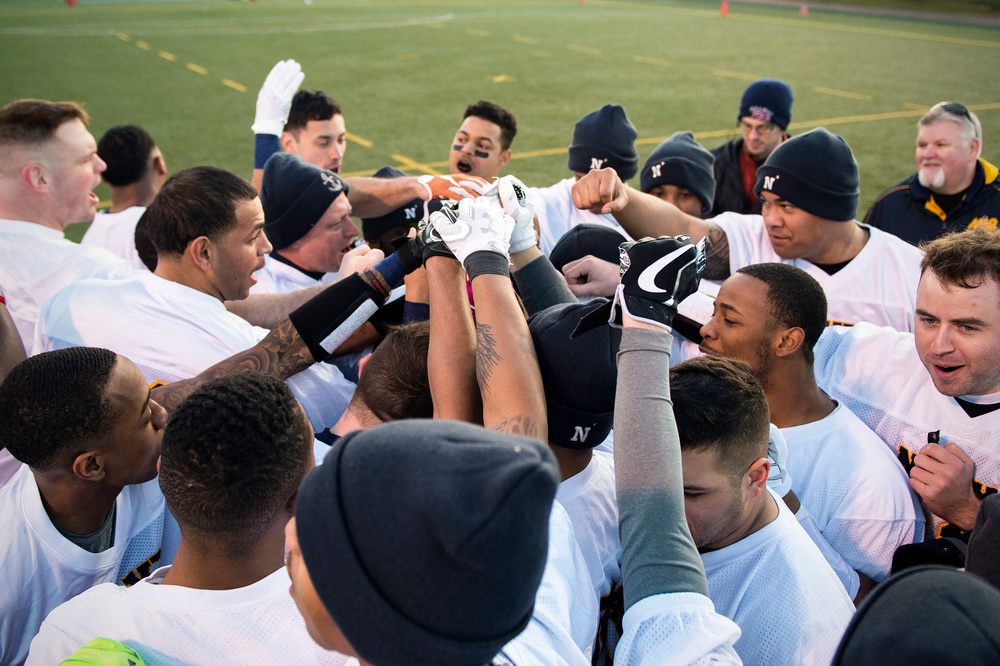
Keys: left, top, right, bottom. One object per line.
{"left": 0, "top": 59, "right": 999, "bottom": 665}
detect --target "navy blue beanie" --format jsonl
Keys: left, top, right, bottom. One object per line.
{"left": 640, "top": 132, "right": 716, "bottom": 213}
{"left": 739, "top": 79, "right": 794, "bottom": 130}
{"left": 568, "top": 104, "right": 639, "bottom": 181}
{"left": 548, "top": 223, "right": 627, "bottom": 273}
{"left": 529, "top": 300, "right": 621, "bottom": 450}
{"left": 360, "top": 166, "right": 441, "bottom": 243}
{"left": 295, "top": 420, "right": 558, "bottom": 666}
{"left": 754, "top": 127, "right": 860, "bottom": 222}
{"left": 261, "top": 153, "right": 349, "bottom": 251}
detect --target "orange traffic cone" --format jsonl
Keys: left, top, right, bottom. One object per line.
{"left": 799, "top": 4, "right": 809, "bottom": 16}
{"left": 721, "top": 1, "right": 729, "bottom": 17}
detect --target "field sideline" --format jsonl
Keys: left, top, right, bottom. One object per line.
{"left": 1, "top": 0, "right": 998, "bottom": 239}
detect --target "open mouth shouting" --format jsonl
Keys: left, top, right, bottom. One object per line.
{"left": 454, "top": 156, "right": 474, "bottom": 174}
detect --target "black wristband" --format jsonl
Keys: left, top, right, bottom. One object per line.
{"left": 289, "top": 272, "right": 385, "bottom": 362}
{"left": 464, "top": 251, "right": 510, "bottom": 280}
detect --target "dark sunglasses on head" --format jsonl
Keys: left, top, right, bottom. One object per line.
{"left": 932, "top": 102, "right": 979, "bottom": 137}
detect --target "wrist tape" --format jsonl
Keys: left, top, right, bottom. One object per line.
{"left": 289, "top": 271, "right": 386, "bottom": 362}
{"left": 464, "top": 251, "right": 510, "bottom": 280}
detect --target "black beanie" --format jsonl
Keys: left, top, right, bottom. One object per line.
{"left": 640, "top": 132, "right": 716, "bottom": 213}
{"left": 295, "top": 420, "right": 558, "bottom": 666}
{"left": 754, "top": 127, "right": 860, "bottom": 222}
{"left": 529, "top": 300, "right": 621, "bottom": 450}
{"left": 967, "top": 493, "right": 1000, "bottom": 591}
{"left": 567, "top": 104, "right": 639, "bottom": 181}
{"left": 739, "top": 78, "right": 793, "bottom": 130}
{"left": 833, "top": 566, "right": 1000, "bottom": 665}
{"left": 548, "top": 223, "right": 627, "bottom": 273}
{"left": 260, "top": 153, "right": 349, "bottom": 251}
{"left": 360, "top": 166, "right": 441, "bottom": 243}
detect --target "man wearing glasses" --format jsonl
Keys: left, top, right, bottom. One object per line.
{"left": 710, "top": 79, "right": 794, "bottom": 217}
{"left": 864, "top": 102, "right": 1000, "bottom": 246}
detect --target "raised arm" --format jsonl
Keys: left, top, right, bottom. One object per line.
{"left": 249, "top": 59, "right": 304, "bottom": 193}
{"left": 434, "top": 197, "right": 547, "bottom": 442}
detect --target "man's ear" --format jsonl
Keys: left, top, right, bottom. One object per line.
{"left": 774, "top": 326, "right": 806, "bottom": 358}
{"left": 280, "top": 131, "right": 298, "bottom": 155}
{"left": 497, "top": 148, "right": 512, "bottom": 170}
{"left": 356, "top": 353, "right": 373, "bottom": 379}
{"left": 187, "top": 236, "right": 214, "bottom": 271}
{"left": 743, "top": 457, "right": 771, "bottom": 500}
{"left": 152, "top": 153, "right": 167, "bottom": 177}
{"left": 71, "top": 451, "right": 106, "bottom": 482}
{"left": 22, "top": 162, "right": 49, "bottom": 193}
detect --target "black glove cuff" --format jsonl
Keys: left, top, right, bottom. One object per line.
{"left": 289, "top": 272, "right": 384, "bottom": 362}
{"left": 464, "top": 251, "right": 510, "bottom": 280}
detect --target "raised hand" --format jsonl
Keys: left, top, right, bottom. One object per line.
{"left": 251, "top": 59, "right": 305, "bottom": 136}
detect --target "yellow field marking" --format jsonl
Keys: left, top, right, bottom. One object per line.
{"left": 511, "top": 146, "right": 575, "bottom": 160}
{"left": 222, "top": 79, "right": 247, "bottom": 93}
{"left": 158, "top": 50, "right": 176, "bottom": 62}
{"left": 568, "top": 44, "right": 601, "bottom": 56}
{"left": 491, "top": 74, "right": 516, "bottom": 83}
{"left": 713, "top": 69, "right": 758, "bottom": 81}
{"left": 633, "top": 55, "right": 671, "bottom": 67}
{"left": 346, "top": 132, "right": 373, "bottom": 148}
{"left": 814, "top": 86, "right": 873, "bottom": 102}
{"left": 427, "top": 23, "right": 445, "bottom": 30}
{"left": 903, "top": 102, "right": 929, "bottom": 111}
{"left": 116, "top": 32, "right": 130, "bottom": 42}
{"left": 134, "top": 40, "right": 150, "bottom": 50}
{"left": 186, "top": 62, "right": 208, "bottom": 75}
{"left": 466, "top": 28, "right": 490, "bottom": 37}
{"left": 514, "top": 35, "right": 540, "bottom": 45}
{"left": 390, "top": 154, "right": 442, "bottom": 176}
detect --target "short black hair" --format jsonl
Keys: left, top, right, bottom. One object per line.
{"left": 670, "top": 355, "right": 770, "bottom": 480}
{"left": 351, "top": 322, "right": 432, "bottom": 423}
{"left": 463, "top": 100, "right": 517, "bottom": 151}
{"left": 97, "top": 124, "right": 157, "bottom": 187}
{"left": 285, "top": 89, "right": 342, "bottom": 134}
{"left": 158, "top": 372, "right": 313, "bottom": 553}
{"left": 736, "top": 263, "right": 827, "bottom": 364}
{"left": 0, "top": 348, "right": 121, "bottom": 469}
{"left": 145, "top": 166, "right": 257, "bottom": 257}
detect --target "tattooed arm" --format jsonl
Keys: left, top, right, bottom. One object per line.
{"left": 469, "top": 273, "right": 547, "bottom": 443}
{"left": 425, "top": 256, "right": 481, "bottom": 423}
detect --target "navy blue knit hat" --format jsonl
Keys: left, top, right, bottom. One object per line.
{"left": 640, "top": 132, "right": 716, "bottom": 213}
{"left": 548, "top": 223, "right": 627, "bottom": 273}
{"left": 295, "top": 420, "right": 558, "bottom": 666}
{"left": 568, "top": 104, "right": 639, "bottom": 180}
{"left": 261, "top": 153, "right": 349, "bottom": 251}
{"left": 360, "top": 166, "right": 440, "bottom": 243}
{"left": 754, "top": 127, "right": 860, "bottom": 222}
{"left": 739, "top": 79, "right": 794, "bottom": 130}
{"left": 529, "top": 300, "right": 621, "bottom": 450}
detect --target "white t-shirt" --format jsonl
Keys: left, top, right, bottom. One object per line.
{"left": 703, "top": 488, "right": 855, "bottom": 666}
{"left": 782, "top": 403, "right": 924, "bottom": 581}
{"left": 613, "top": 592, "right": 742, "bottom": 666}
{"left": 714, "top": 213, "right": 922, "bottom": 332}
{"left": 0, "top": 466, "right": 170, "bottom": 666}
{"left": 27, "top": 565, "right": 357, "bottom": 666}
{"left": 0, "top": 219, "right": 136, "bottom": 351}
{"left": 80, "top": 207, "right": 147, "bottom": 269}
{"left": 250, "top": 254, "right": 338, "bottom": 296}
{"left": 35, "top": 272, "right": 355, "bottom": 432}
{"left": 530, "top": 178, "right": 633, "bottom": 256}
{"left": 556, "top": 450, "right": 621, "bottom": 602}
{"left": 815, "top": 323, "right": 1000, "bottom": 537}
{"left": 494, "top": 502, "right": 597, "bottom": 665}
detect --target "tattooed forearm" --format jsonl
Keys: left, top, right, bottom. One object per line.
{"left": 475, "top": 323, "right": 501, "bottom": 393}
{"left": 152, "top": 319, "right": 314, "bottom": 414}
{"left": 702, "top": 223, "right": 732, "bottom": 281}
{"left": 488, "top": 415, "right": 543, "bottom": 439}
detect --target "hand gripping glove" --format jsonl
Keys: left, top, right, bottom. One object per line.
{"left": 491, "top": 175, "right": 536, "bottom": 253}
{"left": 612, "top": 235, "right": 708, "bottom": 330}
{"left": 417, "top": 174, "right": 492, "bottom": 201}
{"left": 416, "top": 201, "right": 458, "bottom": 263}
{"left": 431, "top": 197, "right": 514, "bottom": 279}
{"left": 251, "top": 59, "right": 305, "bottom": 136}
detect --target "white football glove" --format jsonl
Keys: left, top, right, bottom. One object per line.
{"left": 430, "top": 197, "right": 514, "bottom": 266}
{"left": 494, "top": 175, "right": 536, "bottom": 253}
{"left": 251, "top": 59, "right": 305, "bottom": 136}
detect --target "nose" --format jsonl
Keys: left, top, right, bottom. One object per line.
{"left": 699, "top": 318, "right": 717, "bottom": 341}
{"left": 95, "top": 155, "right": 107, "bottom": 174}
{"left": 929, "top": 326, "right": 956, "bottom": 356}
{"left": 260, "top": 230, "right": 274, "bottom": 255}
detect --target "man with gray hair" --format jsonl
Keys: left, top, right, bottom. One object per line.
{"left": 864, "top": 101, "right": 1000, "bottom": 246}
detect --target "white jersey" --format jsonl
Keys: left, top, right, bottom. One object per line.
{"left": 794, "top": 505, "right": 859, "bottom": 598}
{"left": 26, "top": 565, "right": 357, "bottom": 666}
{"left": 815, "top": 323, "right": 1000, "bottom": 537}
{"left": 249, "top": 253, "right": 338, "bottom": 296}
{"left": 80, "top": 207, "right": 147, "bottom": 269}
{"left": 782, "top": 403, "right": 924, "bottom": 581}
{"left": 0, "top": 218, "right": 136, "bottom": 351}
{"left": 714, "top": 213, "right": 922, "bottom": 331}
{"left": 494, "top": 502, "right": 597, "bottom": 666}
{"left": 530, "top": 178, "right": 633, "bottom": 256}
{"left": 35, "top": 272, "right": 354, "bottom": 432}
{"left": 556, "top": 450, "right": 621, "bottom": 601}
{"left": 0, "top": 466, "right": 169, "bottom": 666}
{"left": 613, "top": 592, "right": 742, "bottom": 666}
{"left": 703, "top": 488, "right": 854, "bottom": 666}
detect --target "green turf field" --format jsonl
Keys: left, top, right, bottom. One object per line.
{"left": 2, "top": 0, "right": 998, "bottom": 241}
